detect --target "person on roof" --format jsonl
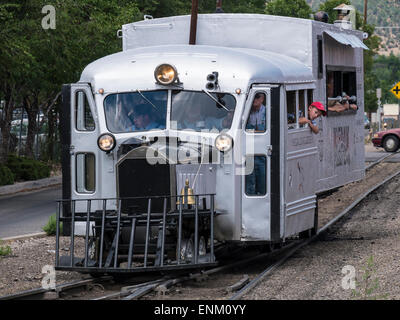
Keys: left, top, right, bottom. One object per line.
{"left": 298, "top": 101, "right": 326, "bottom": 134}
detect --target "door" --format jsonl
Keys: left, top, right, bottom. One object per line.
{"left": 240, "top": 87, "right": 272, "bottom": 240}
{"left": 69, "top": 84, "right": 99, "bottom": 208}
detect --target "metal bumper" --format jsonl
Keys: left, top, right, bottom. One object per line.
{"left": 55, "top": 194, "right": 217, "bottom": 273}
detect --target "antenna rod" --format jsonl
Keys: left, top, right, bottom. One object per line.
{"left": 189, "top": 0, "right": 199, "bottom": 45}
{"left": 363, "top": 0, "right": 368, "bottom": 25}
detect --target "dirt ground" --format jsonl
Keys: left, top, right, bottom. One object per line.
{"left": 1, "top": 159, "right": 399, "bottom": 299}
{"left": 0, "top": 237, "right": 86, "bottom": 296}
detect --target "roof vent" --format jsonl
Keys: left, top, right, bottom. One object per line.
{"left": 333, "top": 4, "right": 355, "bottom": 30}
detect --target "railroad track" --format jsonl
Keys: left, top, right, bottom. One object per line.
{"left": 2, "top": 152, "right": 399, "bottom": 300}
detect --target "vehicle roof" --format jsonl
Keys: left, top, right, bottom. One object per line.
{"left": 80, "top": 44, "right": 313, "bottom": 93}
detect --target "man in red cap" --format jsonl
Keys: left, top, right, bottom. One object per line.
{"left": 299, "top": 102, "right": 326, "bottom": 134}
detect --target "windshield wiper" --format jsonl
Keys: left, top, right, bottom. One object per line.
{"left": 202, "top": 89, "right": 230, "bottom": 112}
{"left": 137, "top": 89, "right": 160, "bottom": 112}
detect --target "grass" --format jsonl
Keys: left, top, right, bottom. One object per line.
{"left": 42, "top": 214, "right": 62, "bottom": 236}
{"left": 352, "top": 256, "right": 388, "bottom": 300}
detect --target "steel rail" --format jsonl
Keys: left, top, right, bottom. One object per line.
{"left": 365, "top": 151, "right": 398, "bottom": 171}
{"left": 229, "top": 168, "right": 400, "bottom": 300}
{"left": 0, "top": 276, "right": 112, "bottom": 300}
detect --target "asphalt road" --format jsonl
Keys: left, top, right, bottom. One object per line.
{"left": 0, "top": 186, "right": 61, "bottom": 239}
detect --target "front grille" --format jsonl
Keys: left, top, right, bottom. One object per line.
{"left": 117, "top": 159, "right": 171, "bottom": 214}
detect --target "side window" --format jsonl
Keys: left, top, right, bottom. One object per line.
{"left": 307, "top": 89, "right": 314, "bottom": 108}
{"left": 246, "top": 92, "right": 266, "bottom": 133}
{"left": 76, "top": 153, "right": 95, "bottom": 193}
{"left": 317, "top": 36, "right": 323, "bottom": 79}
{"left": 245, "top": 155, "right": 266, "bottom": 196}
{"left": 286, "top": 91, "right": 296, "bottom": 129}
{"left": 299, "top": 90, "right": 306, "bottom": 128}
{"left": 75, "top": 91, "right": 95, "bottom": 131}
{"left": 326, "top": 68, "right": 357, "bottom": 112}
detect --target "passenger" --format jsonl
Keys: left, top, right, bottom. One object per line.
{"left": 326, "top": 73, "right": 357, "bottom": 113}
{"left": 132, "top": 104, "right": 163, "bottom": 131}
{"left": 328, "top": 94, "right": 358, "bottom": 112}
{"left": 245, "top": 93, "right": 267, "bottom": 195}
{"left": 246, "top": 93, "right": 266, "bottom": 132}
{"left": 298, "top": 101, "right": 326, "bottom": 134}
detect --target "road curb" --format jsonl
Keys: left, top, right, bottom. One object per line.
{"left": 0, "top": 176, "right": 61, "bottom": 196}
{"left": 1, "top": 232, "right": 48, "bottom": 242}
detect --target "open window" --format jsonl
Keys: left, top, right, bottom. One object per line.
{"left": 245, "top": 92, "right": 266, "bottom": 133}
{"left": 326, "top": 66, "right": 357, "bottom": 115}
{"left": 287, "top": 89, "right": 314, "bottom": 130}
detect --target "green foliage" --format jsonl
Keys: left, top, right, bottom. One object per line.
{"left": 43, "top": 214, "right": 62, "bottom": 236}
{"left": 6, "top": 154, "right": 50, "bottom": 181}
{"left": 372, "top": 54, "right": 400, "bottom": 105}
{"left": 352, "top": 256, "right": 388, "bottom": 300}
{"left": 265, "top": 0, "right": 312, "bottom": 19}
{"left": 0, "top": 164, "right": 14, "bottom": 186}
{"left": 133, "top": 0, "right": 266, "bottom": 17}
{"left": 0, "top": 240, "right": 12, "bottom": 257}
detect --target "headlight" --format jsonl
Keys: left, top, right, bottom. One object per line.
{"left": 373, "top": 133, "right": 379, "bottom": 138}
{"left": 97, "top": 133, "right": 116, "bottom": 152}
{"left": 154, "top": 63, "right": 177, "bottom": 85}
{"left": 215, "top": 134, "right": 233, "bottom": 152}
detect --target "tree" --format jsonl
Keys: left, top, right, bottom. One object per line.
{"left": 265, "top": 0, "right": 312, "bottom": 19}
{"left": 318, "top": 0, "right": 381, "bottom": 113}
{"left": 0, "top": 0, "right": 141, "bottom": 161}
{"left": 373, "top": 54, "right": 400, "bottom": 105}
{"left": 133, "top": 0, "right": 266, "bottom": 17}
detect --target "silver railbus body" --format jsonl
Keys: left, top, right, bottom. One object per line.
{"left": 56, "top": 14, "right": 367, "bottom": 273}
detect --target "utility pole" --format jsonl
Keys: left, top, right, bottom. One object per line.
{"left": 377, "top": 88, "right": 382, "bottom": 132}
{"left": 363, "top": 0, "right": 368, "bottom": 25}
{"left": 189, "top": 0, "right": 199, "bottom": 45}
{"left": 216, "top": 0, "right": 223, "bottom": 13}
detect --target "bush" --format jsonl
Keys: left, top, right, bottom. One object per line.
{"left": 43, "top": 214, "right": 62, "bottom": 236}
{"left": 6, "top": 154, "right": 51, "bottom": 182}
{"left": 0, "top": 240, "right": 12, "bottom": 257}
{"left": 0, "top": 165, "right": 14, "bottom": 186}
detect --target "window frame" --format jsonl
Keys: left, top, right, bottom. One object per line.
{"left": 75, "top": 90, "right": 95, "bottom": 132}
{"left": 245, "top": 91, "right": 267, "bottom": 134}
{"left": 75, "top": 152, "right": 96, "bottom": 194}
{"left": 244, "top": 154, "right": 267, "bottom": 197}
{"left": 286, "top": 89, "right": 314, "bottom": 130}
{"left": 103, "top": 90, "right": 169, "bottom": 134}
{"left": 171, "top": 89, "right": 237, "bottom": 132}
{"left": 325, "top": 65, "right": 358, "bottom": 116}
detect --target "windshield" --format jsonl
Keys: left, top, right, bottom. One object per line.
{"left": 104, "top": 91, "right": 167, "bottom": 133}
{"left": 171, "top": 90, "right": 236, "bottom": 132}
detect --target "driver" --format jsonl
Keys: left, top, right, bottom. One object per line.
{"left": 131, "top": 104, "right": 162, "bottom": 131}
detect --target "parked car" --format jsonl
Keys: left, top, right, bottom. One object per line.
{"left": 372, "top": 128, "right": 400, "bottom": 152}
